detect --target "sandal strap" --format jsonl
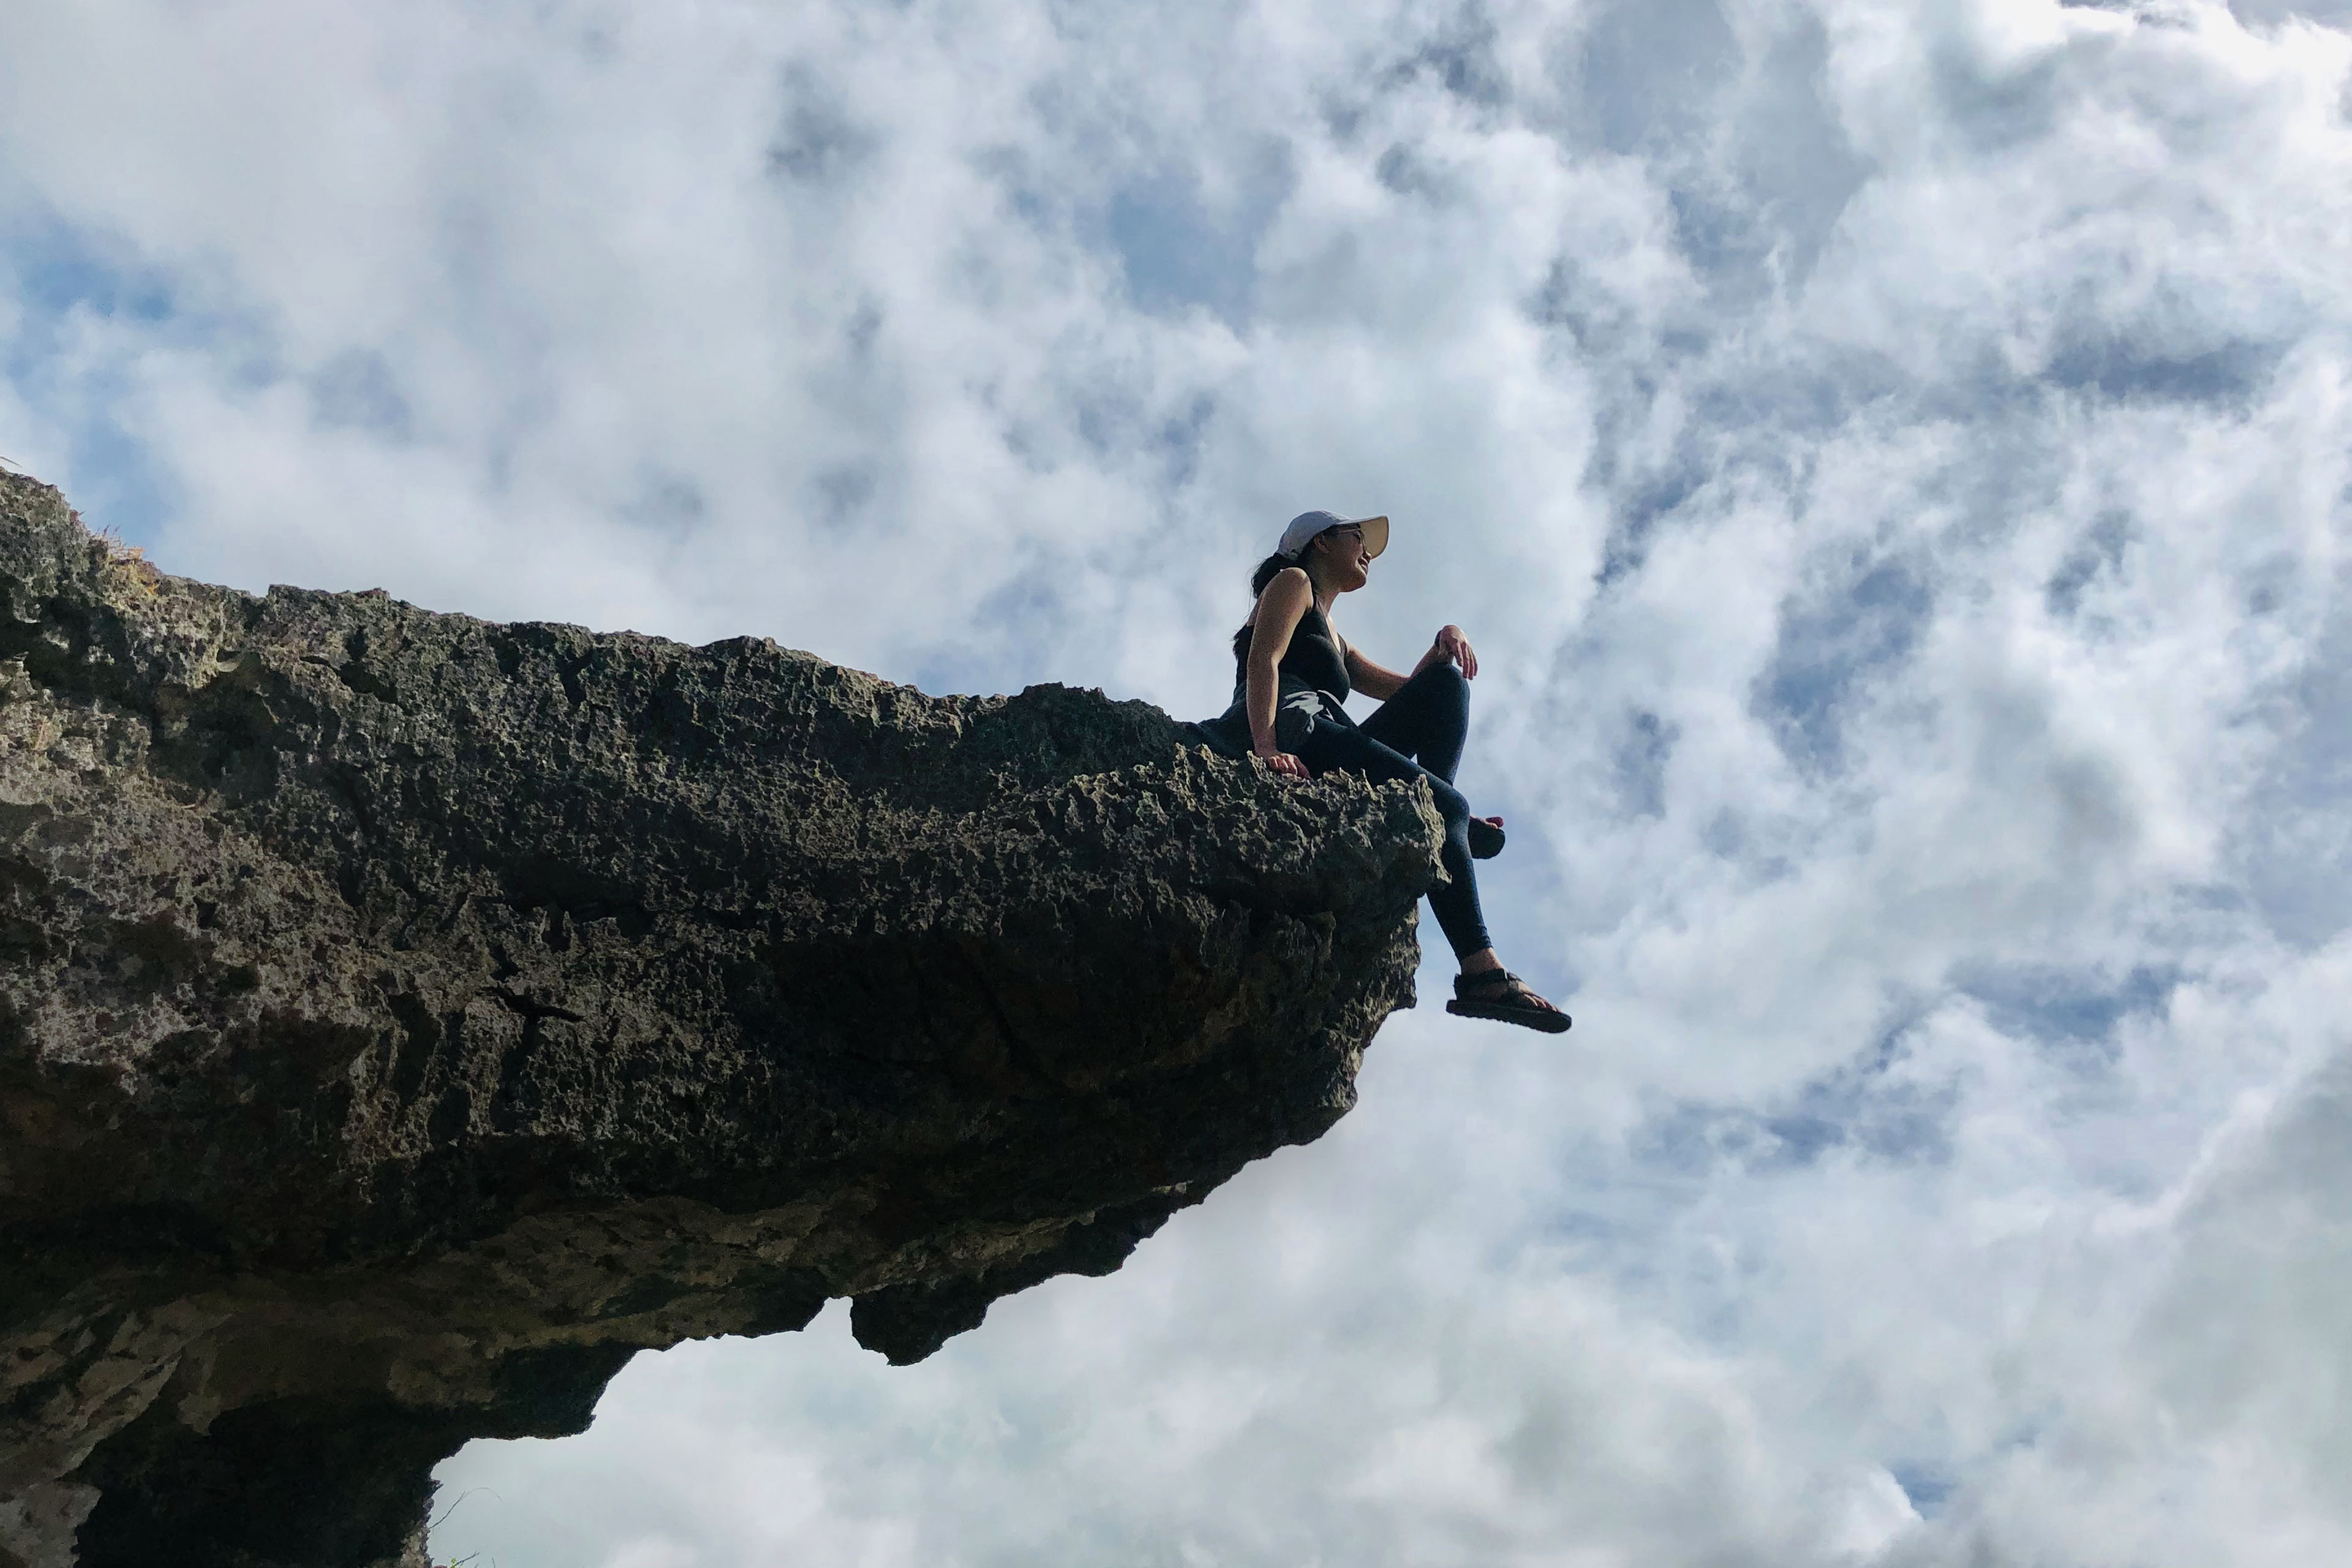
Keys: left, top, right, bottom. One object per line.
{"left": 1454, "top": 969, "right": 1566, "bottom": 1016}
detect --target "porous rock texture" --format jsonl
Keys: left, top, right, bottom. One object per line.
{"left": 0, "top": 472, "right": 1444, "bottom": 1568}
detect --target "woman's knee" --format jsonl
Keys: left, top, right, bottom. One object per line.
{"left": 1419, "top": 663, "right": 1471, "bottom": 733}
{"left": 1418, "top": 660, "right": 1469, "bottom": 702}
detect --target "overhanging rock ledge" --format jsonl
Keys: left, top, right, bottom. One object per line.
{"left": 0, "top": 472, "right": 1444, "bottom": 1568}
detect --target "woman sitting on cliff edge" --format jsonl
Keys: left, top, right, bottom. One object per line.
{"left": 1195, "top": 510, "right": 1569, "bottom": 1034}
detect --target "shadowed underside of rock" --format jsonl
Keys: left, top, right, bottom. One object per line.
{"left": 0, "top": 474, "right": 1444, "bottom": 1568}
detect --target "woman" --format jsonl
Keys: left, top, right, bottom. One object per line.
{"left": 1197, "top": 510, "right": 1570, "bottom": 1034}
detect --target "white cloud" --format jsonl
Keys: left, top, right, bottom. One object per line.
{"left": 8, "top": 0, "right": 2352, "bottom": 1562}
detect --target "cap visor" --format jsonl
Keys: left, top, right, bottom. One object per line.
{"left": 1354, "top": 514, "right": 1390, "bottom": 558}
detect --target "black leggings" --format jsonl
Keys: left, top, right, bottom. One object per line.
{"left": 1295, "top": 662, "right": 1492, "bottom": 959}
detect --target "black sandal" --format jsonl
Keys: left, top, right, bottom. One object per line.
{"left": 1467, "top": 817, "right": 1505, "bottom": 860}
{"left": 1446, "top": 969, "right": 1571, "bottom": 1033}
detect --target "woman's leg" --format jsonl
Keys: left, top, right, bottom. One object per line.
{"left": 1357, "top": 661, "right": 1469, "bottom": 784}
{"left": 1294, "top": 709, "right": 1567, "bottom": 1030}
{"left": 1360, "top": 660, "right": 1503, "bottom": 859}
{"left": 1295, "top": 722, "right": 1493, "bottom": 959}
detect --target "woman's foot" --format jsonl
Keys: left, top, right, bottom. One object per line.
{"left": 1467, "top": 815, "right": 1505, "bottom": 860}
{"left": 1446, "top": 967, "right": 1570, "bottom": 1033}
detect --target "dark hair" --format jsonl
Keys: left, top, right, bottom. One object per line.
{"left": 1231, "top": 549, "right": 1305, "bottom": 661}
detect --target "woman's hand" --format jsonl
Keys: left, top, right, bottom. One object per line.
{"left": 1434, "top": 624, "right": 1478, "bottom": 678}
{"left": 1257, "top": 750, "right": 1310, "bottom": 780}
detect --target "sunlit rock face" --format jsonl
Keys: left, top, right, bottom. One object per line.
{"left": 0, "top": 472, "right": 1441, "bottom": 1568}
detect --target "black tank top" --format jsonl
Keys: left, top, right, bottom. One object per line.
{"left": 1236, "top": 598, "right": 1351, "bottom": 701}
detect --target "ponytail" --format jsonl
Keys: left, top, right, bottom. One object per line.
{"left": 1232, "top": 551, "right": 1300, "bottom": 661}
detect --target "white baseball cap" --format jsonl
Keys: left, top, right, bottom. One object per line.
{"left": 1278, "top": 510, "right": 1389, "bottom": 559}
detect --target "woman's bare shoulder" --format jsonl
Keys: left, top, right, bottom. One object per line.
{"left": 1248, "top": 567, "right": 1313, "bottom": 621}
{"left": 1261, "top": 566, "right": 1311, "bottom": 602}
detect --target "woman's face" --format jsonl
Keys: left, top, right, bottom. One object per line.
{"left": 1314, "top": 524, "right": 1371, "bottom": 592}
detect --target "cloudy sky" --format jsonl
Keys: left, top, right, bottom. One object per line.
{"left": 9, "top": 0, "right": 2352, "bottom": 1561}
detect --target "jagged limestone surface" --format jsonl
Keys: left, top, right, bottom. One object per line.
{"left": 0, "top": 473, "right": 1444, "bottom": 1568}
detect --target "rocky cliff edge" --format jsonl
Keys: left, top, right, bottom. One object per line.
{"left": 0, "top": 472, "right": 1442, "bottom": 1568}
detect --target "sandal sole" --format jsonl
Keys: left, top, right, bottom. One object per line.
{"left": 1447, "top": 999, "right": 1572, "bottom": 1033}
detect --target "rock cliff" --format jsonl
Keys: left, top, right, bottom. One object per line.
{"left": 0, "top": 473, "right": 1443, "bottom": 1568}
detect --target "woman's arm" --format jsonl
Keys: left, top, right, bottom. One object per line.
{"left": 1346, "top": 624, "right": 1479, "bottom": 699}
{"left": 1245, "top": 569, "right": 1313, "bottom": 778}
{"left": 1344, "top": 645, "right": 1412, "bottom": 701}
